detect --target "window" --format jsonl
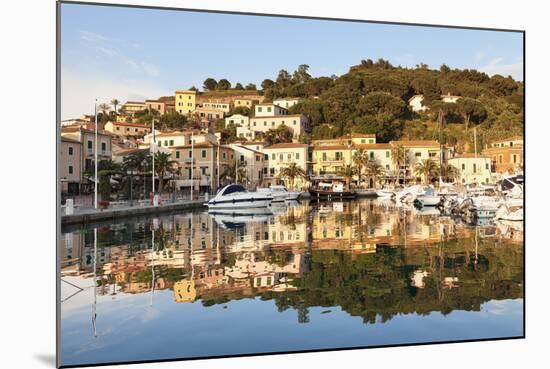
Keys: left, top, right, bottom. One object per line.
{"left": 68, "top": 166, "right": 73, "bottom": 174}
{"left": 201, "top": 167, "right": 207, "bottom": 175}
{"left": 68, "top": 147, "right": 73, "bottom": 156}
{"left": 386, "top": 151, "right": 390, "bottom": 158}
{"left": 135, "top": 128, "right": 138, "bottom": 132}
{"left": 264, "top": 154, "right": 268, "bottom": 160}
{"left": 267, "top": 107, "right": 272, "bottom": 112}
{"left": 87, "top": 140, "right": 92, "bottom": 149}
{"left": 279, "top": 154, "right": 283, "bottom": 161}
{"left": 101, "top": 142, "right": 106, "bottom": 152}
{"left": 258, "top": 107, "right": 262, "bottom": 112}
{"left": 473, "top": 164, "right": 477, "bottom": 173}
{"left": 369, "top": 152, "right": 374, "bottom": 160}
{"left": 361, "top": 139, "right": 366, "bottom": 144}
{"left": 296, "top": 153, "right": 300, "bottom": 160}
{"left": 272, "top": 153, "right": 275, "bottom": 160}
{"left": 461, "top": 163, "right": 465, "bottom": 170}
{"left": 201, "top": 150, "right": 207, "bottom": 158}
{"left": 176, "top": 151, "right": 180, "bottom": 159}
{"left": 415, "top": 152, "right": 421, "bottom": 157}
{"left": 188, "top": 150, "right": 192, "bottom": 158}
{"left": 369, "top": 139, "right": 374, "bottom": 144}
{"left": 513, "top": 154, "right": 517, "bottom": 163}
{"left": 270, "top": 168, "right": 275, "bottom": 175}
{"left": 293, "top": 120, "right": 297, "bottom": 125}
{"left": 322, "top": 153, "right": 327, "bottom": 161}
{"left": 263, "top": 167, "right": 268, "bottom": 174}
{"left": 264, "top": 121, "right": 267, "bottom": 126}
{"left": 169, "top": 140, "right": 174, "bottom": 146}
{"left": 158, "top": 141, "right": 162, "bottom": 147}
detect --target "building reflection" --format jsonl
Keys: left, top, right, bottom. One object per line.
{"left": 60, "top": 199, "right": 523, "bottom": 323}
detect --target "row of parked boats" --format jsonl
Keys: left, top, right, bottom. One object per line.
{"left": 377, "top": 175, "right": 524, "bottom": 223}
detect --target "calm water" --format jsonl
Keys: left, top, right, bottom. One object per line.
{"left": 60, "top": 199, "right": 524, "bottom": 366}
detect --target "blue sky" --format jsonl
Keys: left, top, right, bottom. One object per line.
{"left": 61, "top": 3, "right": 523, "bottom": 119}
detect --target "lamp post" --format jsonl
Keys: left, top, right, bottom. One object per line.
{"left": 94, "top": 100, "right": 98, "bottom": 209}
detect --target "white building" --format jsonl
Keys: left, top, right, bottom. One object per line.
{"left": 273, "top": 97, "right": 301, "bottom": 109}
{"left": 225, "top": 114, "right": 249, "bottom": 128}
{"left": 408, "top": 95, "right": 428, "bottom": 113}
{"left": 254, "top": 103, "right": 288, "bottom": 117}
{"left": 448, "top": 154, "right": 492, "bottom": 185}
{"left": 143, "top": 130, "right": 218, "bottom": 149}
{"left": 249, "top": 114, "right": 309, "bottom": 140}
{"left": 441, "top": 93, "right": 461, "bottom": 103}
{"left": 262, "top": 143, "right": 310, "bottom": 189}
{"left": 229, "top": 144, "right": 265, "bottom": 187}
{"left": 201, "top": 101, "right": 231, "bottom": 113}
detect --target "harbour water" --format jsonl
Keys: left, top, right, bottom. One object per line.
{"left": 59, "top": 199, "right": 524, "bottom": 367}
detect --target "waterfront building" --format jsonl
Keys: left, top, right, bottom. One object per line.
{"left": 273, "top": 97, "right": 301, "bottom": 109}
{"left": 311, "top": 142, "right": 353, "bottom": 178}
{"left": 175, "top": 90, "right": 197, "bottom": 115}
{"left": 120, "top": 101, "right": 147, "bottom": 116}
{"left": 171, "top": 142, "right": 234, "bottom": 192}
{"left": 390, "top": 140, "right": 441, "bottom": 182}
{"left": 228, "top": 144, "right": 265, "bottom": 188}
{"left": 60, "top": 136, "right": 82, "bottom": 195}
{"left": 61, "top": 126, "right": 113, "bottom": 191}
{"left": 482, "top": 136, "right": 524, "bottom": 174}
{"left": 104, "top": 121, "right": 151, "bottom": 138}
{"left": 448, "top": 154, "right": 492, "bottom": 185}
{"left": 262, "top": 143, "right": 310, "bottom": 189}
{"left": 237, "top": 141, "right": 267, "bottom": 153}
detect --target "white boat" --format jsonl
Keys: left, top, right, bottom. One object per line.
{"left": 376, "top": 189, "right": 395, "bottom": 198}
{"left": 257, "top": 185, "right": 302, "bottom": 202}
{"left": 206, "top": 184, "right": 272, "bottom": 209}
{"left": 208, "top": 208, "right": 274, "bottom": 228}
{"left": 414, "top": 188, "right": 441, "bottom": 207}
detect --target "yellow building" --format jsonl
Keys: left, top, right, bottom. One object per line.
{"left": 175, "top": 90, "right": 196, "bottom": 115}
{"left": 311, "top": 143, "right": 353, "bottom": 177}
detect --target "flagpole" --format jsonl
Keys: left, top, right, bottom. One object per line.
{"left": 94, "top": 100, "right": 98, "bottom": 209}
{"left": 151, "top": 117, "right": 155, "bottom": 195}
{"left": 190, "top": 132, "right": 194, "bottom": 201}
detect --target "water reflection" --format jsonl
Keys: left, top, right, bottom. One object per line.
{"left": 60, "top": 199, "right": 523, "bottom": 366}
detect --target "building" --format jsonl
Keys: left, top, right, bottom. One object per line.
{"left": 234, "top": 98, "right": 258, "bottom": 108}
{"left": 249, "top": 114, "right": 309, "bottom": 140}
{"left": 60, "top": 136, "right": 82, "bottom": 195}
{"left": 262, "top": 143, "right": 309, "bottom": 189}
{"left": 408, "top": 95, "right": 428, "bottom": 113}
{"left": 311, "top": 142, "right": 353, "bottom": 178}
{"left": 254, "top": 103, "right": 288, "bottom": 117}
{"left": 225, "top": 114, "right": 249, "bottom": 128}
{"left": 61, "top": 126, "right": 113, "bottom": 173}
{"left": 61, "top": 114, "right": 95, "bottom": 127}
{"left": 229, "top": 144, "right": 265, "bottom": 188}
{"left": 171, "top": 142, "right": 234, "bottom": 193}
{"left": 175, "top": 90, "right": 197, "bottom": 115}
{"left": 200, "top": 101, "right": 231, "bottom": 113}
{"left": 482, "top": 136, "right": 524, "bottom": 174}
{"left": 143, "top": 130, "right": 218, "bottom": 149}
{"left": 144, "top": 96, "right": 175, "bottom": 115}
{"left": 120, "top": 101, "right": 147, "bottom": 116}
{"left": 441, "top": 93, "right": 461, "bottom": 103}
{"left": 104, "top": 121, "right": 150, "bottom": 137}
{"left": 193, "top": 107, "right": 226, "bottom": 121}
{"left": 273, "top": 97, "right": 301, "bottom": 109}
{"left": 390, "top": 140, "right": 442, "bottom": 182}
{"left": 448, "top": 154, "right": 492, "bottom": 185}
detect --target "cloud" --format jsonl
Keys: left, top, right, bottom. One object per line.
{"left": 61, "top": 67, "right": 171, "bottom": 120}
{"left": 78, "top": 29, "right": 160, "bottom": 78}
{"left": 479, "top": 57, "right": 523, "bottom": 80}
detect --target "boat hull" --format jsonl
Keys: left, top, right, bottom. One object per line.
{"left": 206, "top": 197, "right": 272, "bottom": 209}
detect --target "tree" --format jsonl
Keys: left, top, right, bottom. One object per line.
{"left": 264, "top": 125, "right": 293, "bottom": 145}
{"left": 261, "top": 79, "right": 275, "bottom": 91}
{"left": 414, "top": 159, "right": 439, "bottom": 185}
{"left": 336, "top": 164, "right": 356, "bottom": 189}
{"left": 456, "top": 97, "right": 487, "bottom": 129}
{"left": 357, "top": 92, "right": 406, "bottom": 124}
{"left": 430, "top": 100, "right": 456, "bottom": 127}
{"left": 220, "top": 159, "right": 247, "bottom": 184}
{"left": 123, "top": 151, "right": 148, "bottom": 201}
{"left": 442, "top": 164, "right": 459, "bottom": 183}
{"left": 97, "top": 159, "right": 120, "bottom": 201}
{"left": 279, "top": 163, "right": 306, "bottom": 189}
{"left": 217, "top": 79, "right": 231, "bottom": 90}
{"left": 390, "top": 144, "right": 406, "bottom": 185}
{"left": 364, "top": 159, "right": 385, "bottom": 188}
{"left": 234, "top": 82, "right": 244, "bottom": 90}
{"left": 98, "top": 103, "right": 111, "bottom": 124}
{"left": 110, "top": 99, "right": 120, "bottom": 117}
{"left": 203, "top": 78, "right": 218, "bottom": 91}
{"left": 154, "top": 151, "right": 178, "bottom": 193}
{"left": 245, "top": 83, "right": 257, "bottom": 90}
{"left": 352, "top": 148, "right": 369, "bottom": 186}
{"left": 292, "top": 64, "right": 311, "bottom": 83}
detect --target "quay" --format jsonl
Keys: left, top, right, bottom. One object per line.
{"left": 61, "top": 199, "right": 206, "bottom": 225}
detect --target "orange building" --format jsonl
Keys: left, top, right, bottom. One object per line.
{"left": 482, "top": 136, "right": 524, "bottom": 174}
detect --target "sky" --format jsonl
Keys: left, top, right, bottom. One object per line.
{"left": 60, "top": 3, "right": 524, "bottom": 120}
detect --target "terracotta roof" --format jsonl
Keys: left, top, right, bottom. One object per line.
{"left": 265, "top": 143, "right": 309, "bottom": 149}
{"left": 232, "top": 145, "right": 264, "bottom": 155}
{"left": 123, "top": 101, "right": 146, "bottom": 105}
{"left": 312, "top": 144, "right": 350, "bottom": 150}
{"left": 351, "top": 133, "right": 376, "bottom": 138}
{"left": 110, "top": 121, "right": 150, "bottom": 128}
{"left": 450, "top": 153, "right": 491, "bottom": 159}
{"left": 354, "top": 143, "right": 392, "bottom": 149}
{"left": 489, "top": 136, "right": 524, "bottom": 144}
{"left": 61, "top": 136, "right": 81, "bottom": 144}
{"left": 175, "top": 90, "right": 197, "bottom": 94}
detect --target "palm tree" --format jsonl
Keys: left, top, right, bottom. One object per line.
{"left": 220, "top": 159, "right": 247, "bottom": 185}
{"left": 98, "top": 103, "right": 111, "bottom": 124}
{"left": 391, "top": 144, "right": 407, "bottom": 185}
{"left": 336, "top": 164, "right": 356, "bottom": 189}
{"left": 279, "top": 163, "right": 306, "bottom": 190}
{"left": 154, "top": 152, "right": 178, "bottom": 193}
{"left": 97, "top": 159, "right": 121, "bottom": 201}
{"left": 414, "top": 159, "right": 439, "bottom": 185}
{"left": 364, "top": 159, "right": 385, "bottom": 188}
{"left": 442, "top": 164, "right": 459, "bottom": 183}
{"left": 123, "top": 151, "right": 148, "bottom": 200}
{"left": 110, "top": 99, "right": 120, "bottom": 118}
{"left": 352, "top": 148, "right": 369, "bottom": 187}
